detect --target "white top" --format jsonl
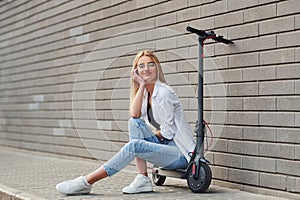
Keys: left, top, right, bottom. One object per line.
{"left": 140, "top": 81, "right": 196, "bottom": 162}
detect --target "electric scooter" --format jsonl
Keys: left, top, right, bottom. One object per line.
{"left": 152, "top": 26, "right": 233, "bottom": 193}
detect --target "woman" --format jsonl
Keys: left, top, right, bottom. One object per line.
{"left": 56, "top": 50, "right": 195, "bottom": 195}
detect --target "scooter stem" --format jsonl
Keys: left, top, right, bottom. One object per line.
{"left": 196, "top": 35, "right": 205, "bottom": 160}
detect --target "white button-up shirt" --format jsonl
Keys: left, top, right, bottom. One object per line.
{"left": 141, "top": 81, "right": 195, "bottom": 162}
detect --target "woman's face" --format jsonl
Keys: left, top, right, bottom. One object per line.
{"left": 136, "top": 56, "right": 157, "bottom": 83}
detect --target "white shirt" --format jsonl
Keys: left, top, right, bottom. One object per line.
{"left": 141, "top": 81, "right": 196, "bottom": 162}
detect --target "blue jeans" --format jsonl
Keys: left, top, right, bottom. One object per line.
{"left": 103, "top": 118, "right": 188, "bottom": 177}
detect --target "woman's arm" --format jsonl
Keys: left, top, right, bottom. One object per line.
{"left": 130, "top": 84, "right": 145, "bottom": 118}
{"left": 130, "top": 69, "right": 145, "bottom": 118}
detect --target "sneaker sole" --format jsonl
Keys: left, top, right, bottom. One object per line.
{"left": 67, "top": 191, "right": 91, "bottom": 195}
{"left": 122, "top": 187, "right": 153, "bottom": 194}
{"left": 57, "top": 189, "right": 91, "bottom": 195}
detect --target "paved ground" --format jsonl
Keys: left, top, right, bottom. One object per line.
{"left": 0, "top": 146, "right": 291, "bottom": 200}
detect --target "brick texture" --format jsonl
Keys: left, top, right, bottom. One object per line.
{"left": 0, "top": 0, "right": 299, "bottom": 198}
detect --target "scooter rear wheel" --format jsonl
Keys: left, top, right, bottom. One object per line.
{"left": 187, "top": 162, "right": 212, "bottom": 193}
{"left": 152, "top": 167, "right": 166, "bottom": 186}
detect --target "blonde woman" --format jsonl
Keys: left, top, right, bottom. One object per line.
{"left": 56, "top": 50, "right": 195, "bottom": 195}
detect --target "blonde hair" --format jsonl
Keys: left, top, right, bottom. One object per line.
{"left": 130, "top": 50, "right": 166, "bottom": 105}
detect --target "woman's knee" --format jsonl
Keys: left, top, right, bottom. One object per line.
{"left": 128, "top": 118, "right": 147, "bottom": 132}
{"left": 128, "top": 117, "right": 137, "bottom": 128}
{"left": 128, "top": 118, "right": 152, "bottom": 140}
{"left": 123, "top": 139, "right": 141, "bottom": 153}
{"left": 128, "top": 117, "right": 142, "bottom": 127}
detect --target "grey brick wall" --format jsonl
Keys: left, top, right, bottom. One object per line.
{"left": 0, "top": 0, "right": 299, "bottom": 198}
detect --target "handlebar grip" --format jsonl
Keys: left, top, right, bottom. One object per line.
{"left": 213, "top": 36, "right": 234, "bottom": 44}
{"left": 186, "top": 26, "right": 207, "bottom": 36}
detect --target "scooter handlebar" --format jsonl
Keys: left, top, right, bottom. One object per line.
{"left": 187, "top": 26, "right": 234, "bottom": 44}
{"left": 186, "top": 26, "right": 207, "bottom": 37}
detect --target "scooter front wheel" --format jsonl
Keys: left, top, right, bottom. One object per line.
{"left": 187, "top": 162, "right": 212, "bottom": 193}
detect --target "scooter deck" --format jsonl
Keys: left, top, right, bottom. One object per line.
{"left": 153, "top": 167, "right": 187, "bottom": 179}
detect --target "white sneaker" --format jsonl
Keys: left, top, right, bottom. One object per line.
{"left": 122, "top": 174, "right": 153, "bottom": 194}
{"left": 56, "top": 176, "right": 92, "bottom": 195}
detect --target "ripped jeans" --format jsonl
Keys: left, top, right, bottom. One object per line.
{"left": 102, "top": 118, "right": 188, "bottom": 177}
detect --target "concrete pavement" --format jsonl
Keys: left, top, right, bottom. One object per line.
{"left": 0, "top": 146, "right": 291, "bottom": 200}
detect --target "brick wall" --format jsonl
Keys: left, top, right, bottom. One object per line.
{"left": 0, "top": 0, "right": 299, "bottom": 198}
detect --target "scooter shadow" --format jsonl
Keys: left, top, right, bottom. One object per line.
{"left": 154, "top": 184, "right": 224, "bottom": 194}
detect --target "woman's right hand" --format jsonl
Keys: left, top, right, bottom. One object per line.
{"left": 131, "top": 69, "right": 145, "bottom": 86}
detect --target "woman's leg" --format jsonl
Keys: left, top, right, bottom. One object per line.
{"left": 86, "top": 118, "right": 159, "bottom": 183}
{"left": 135, "top": 157, "right": 148, "bottom": 176}
{"left": 102, "top": 138, "right": 187, "bottom": 177}
{"left": 56, "top": 120, "right": 169, "bottom": 195}
{"left": 85, "top": 166, "right": 108, "bottom": 184}
{"left": 127, "top": 118, "right": 161, "bottom": 177}
{"left": 87, "top": 118, "right": 187, "bottom": 184}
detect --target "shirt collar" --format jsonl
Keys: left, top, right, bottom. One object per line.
{"left": 143, "top": 81, "right": 163, "bottom": 98}
{"left": 152, "top": 81, "right": 162, "bottom": 98}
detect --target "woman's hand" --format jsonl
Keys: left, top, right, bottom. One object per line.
{"left": 131, "top": 69, "right": 145, "bottom": 87}
{"left": 153, "top": 130, "right": 164, "bottom": 139}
